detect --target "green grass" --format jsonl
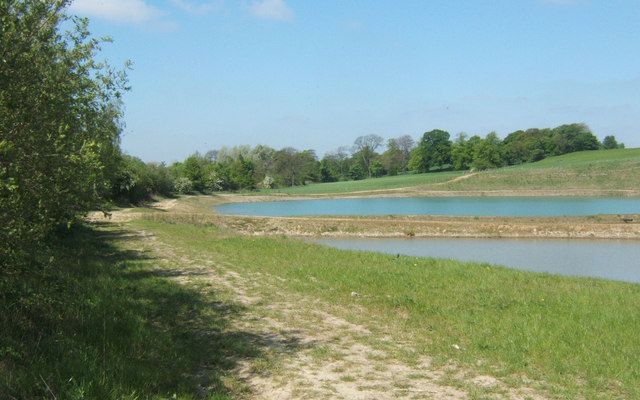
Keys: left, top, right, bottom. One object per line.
{"left": 443, "top": 148, "right": 640, "bottom": 192}
{"left": 135, "top": 219, "right": 640, "bottom": 399}
{"left": 520, "top": 147, "right": 640, "bottom": 168}
{"left": 260, "top": 148, "right": 640, "bottom": 195}
{"left": 0, "top": 224, "right": 260, "bottom": 399}
{"left": 259, "top": 171, "right": 463, "bottom": 195}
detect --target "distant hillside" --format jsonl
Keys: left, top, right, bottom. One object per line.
{"left": 261, "top": 148, "right": 640, "bottom": 195}
{"left": 443, "top": 148, "right": 640, "bottom": 192}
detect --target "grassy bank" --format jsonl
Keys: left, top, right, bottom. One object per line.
{"left": 443, "top": 148, "right": 640, "bottom": 192}
{"left": 260, "top": 148, "right": 640, "bottom": 195}
{"left": 0, "top": 224, "right": 255, "bottom": 399}
{"left": 133, "top": 217, "right": 640, "bottom": 399}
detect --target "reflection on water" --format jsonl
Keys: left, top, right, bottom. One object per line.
{"left": 216, "top": 197, "right": 640, "bottom": 217}
{"left": 314, "top": 237, "right": 640, "bottom": 283}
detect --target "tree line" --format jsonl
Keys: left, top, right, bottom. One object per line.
{"left": 115, "top": 123, "right": 624, "bottom": 202}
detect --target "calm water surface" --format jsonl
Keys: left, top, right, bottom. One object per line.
{"left": 315, "top": 238, "right": 640, "bottom": 283}
{"left": 216, "top": 197, "right": 640, "bottom": 217}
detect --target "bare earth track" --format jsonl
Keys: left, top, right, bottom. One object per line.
{"left": 103, "top": 213, "right": 549, "bottom": 399}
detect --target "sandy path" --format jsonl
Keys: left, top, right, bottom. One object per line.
{"left": 108, "top": 218, "right": 549, "bottom": 400}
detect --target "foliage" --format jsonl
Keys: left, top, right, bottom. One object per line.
{"left": 273, "top": 147, "right": 306, "bottom": 186}
{"left": 111, "top": 155, "right": 174, "bottom": 204}
{"left": 0, "top": 223, "right": 248, "bottom": 399}
{"left": 181, "top": 153, "right": 207, "bottom": 192}
{"left": 161, "top": 123, "right": 612, "bottom": 192}
{"left": 471, "top": 132, "right": 504, "bottom": 170}
{"left": 451, "top": 133, "right": 476, "bottom": 170}
{"left": 1, "top": 0, "right": 127, "bottom": 267}
{"left": 602, "top": 135, "right": 624, "bottom": 150}
{"left": 381, "top": 135, "right": 414, "bottom": 175}
{"left": 551, "top": 123, "right": 600, "bottom": 154}
{"left": 174, "top": 177, "right": 194, "bottom": 194}
{"left": 352, "top": 134, "right": 384, "bottom": 178}
{"left": 320, "top": 147, "right": 352, "bottom": 182}
{"left": 229, "top": 155, "right": 255, "bottom": 190}
{"left": 370, "top": 160, "right": 386, "bottom": 177}
{"left": 412, "top": 129, "right": 453, "bottom": 172}
{"left": 348, "top": 163, "right": 366, "bottom": 180}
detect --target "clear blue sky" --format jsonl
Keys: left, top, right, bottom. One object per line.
{"left": 70, "top": 0, "right": 640, "bottom": 162}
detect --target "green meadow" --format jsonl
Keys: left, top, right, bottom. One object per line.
{"left": 259, "top": 170, "right": 463, "bottom": 195}
{"left": 260, "top": 148, "right": 640, "bottom": 195}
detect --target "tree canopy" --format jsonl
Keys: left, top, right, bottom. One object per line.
{"left": 1, "top": 0, "right": 128, "bottom": 266}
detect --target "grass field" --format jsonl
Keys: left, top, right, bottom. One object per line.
{"left": 444, "top": 148, "right": 640, "bottom": 192}
{"left": 0, "top": 225, "right": 243, "bottom": 399}
{"left": 129, "top": 218, "right": 640, "bottom": 399}
{"left": 259, "top": 170, "right": 463, "bottom": 195}
{"left": 261, "top": 148, "right": 640, "bottom": 195}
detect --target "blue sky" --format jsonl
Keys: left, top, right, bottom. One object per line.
{"left": 69, "top": 0, "right": 640, "bottom": 162}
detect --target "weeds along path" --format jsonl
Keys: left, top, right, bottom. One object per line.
{"left": 101, "top": 216, "right": 548, "bottom": 400}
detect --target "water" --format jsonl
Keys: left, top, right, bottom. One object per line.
{"left": 315, "top": 238, "right": 640, "bottom": 283}
{"left": 216, "top": 197, "right": 640, "bottom": 217}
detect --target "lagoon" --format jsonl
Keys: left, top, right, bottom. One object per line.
{"left": 216, "top": 196, "right": 640, "bottom": 217}
{"left": 315, "top": 237, "right": 640, "bottom": 283}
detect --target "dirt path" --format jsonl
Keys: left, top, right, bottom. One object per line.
{"left": 440, "top": 172, "right": 478, "bottom": 184}
{"left": 106, "top": 217, "right": 549, "bottom": 399}
{"left": 86, "top": 198, "right": 179, "bottom": 223}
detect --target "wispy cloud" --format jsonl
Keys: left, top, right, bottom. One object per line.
{"left": 169, "top": 0, "right": 223, "bottom": 15}
{"left": 248, "top": 0, "right": 293, "bottom": 21}
{"left": 69, "top": 0, "right": 162, "bottom": 24}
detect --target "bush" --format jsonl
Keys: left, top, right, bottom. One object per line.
{"left": 174, "top": 177, "right": 194, "bottom": 194}
{"left": 1, "top": 1, "right": 126, "bottom": 268}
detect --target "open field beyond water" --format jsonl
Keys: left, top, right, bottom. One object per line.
{"left": 259, "top": 148, "right": 640, "bottom": 196}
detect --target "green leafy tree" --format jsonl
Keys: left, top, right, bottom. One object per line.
{"left": 381, "top": 135, "right": 414, "bottom": 175}
{"left": 352, "top": 135, "right": 384, "bottom": 178}
{"left": 413, "top": 129, "right": 452, "bottom": 172}
{"left": 450, "top": 133, "right": 475, "bottom": 170}
{"left": 551, "top": 123, "right": 600, "bottom": 154}
{"left": 348, "top": 163, "right": 366, "bottom": 180}
{"left": 297, "top": 149, "right": 320, "bottom": 183}
{"left": 111, "top": 155, "right": 153, "bottom": 204}
{"left": 203, "top": 162, "right": 229, "bottom": 192}
{"left": 274, "top": 147, "right": 302, "bottom": 186}
{"left": 181, "top": 154, "right": 206, "bottom": 192}
{"left": 471, "top": 132, "right": 504, "bottom": 170}
{"left": 229, "top": 155, "right": 255, "bottom": 190}
{"left": 370, "top": 160, "right": 386, "bottom": 177}
{"left": 502, "top": 128, "right": 554, "bottom": 165}
{"left": 602, "top": 135, "right": 621, "bottom": 150}
{"left": 319, "top": 159, "right": 338, "bottom": 182}
{"left": 1, "top": 0, "right": 127, "bottom": 265}
{"left": 249, "top": 144, "right": 276, "bottom": 183}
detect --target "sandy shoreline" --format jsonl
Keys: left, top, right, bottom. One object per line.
{"left": 136, "top": 211, "right": 640, "bottom": 241}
